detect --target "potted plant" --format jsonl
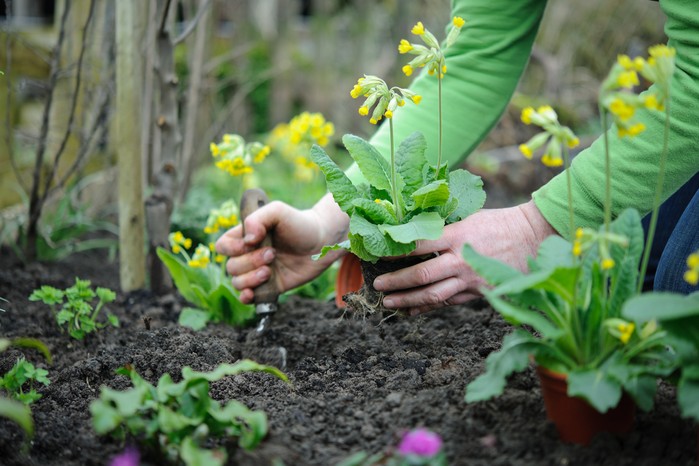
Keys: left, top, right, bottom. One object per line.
{"left": 312, "top": 17, "right": 486, "bottom": 314}
{"left": 462, "top": 45, "right": 679, "bottom": 445}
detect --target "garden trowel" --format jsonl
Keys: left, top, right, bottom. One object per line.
{"left": 240, "top": 188, "right": 280, "bottom": 335}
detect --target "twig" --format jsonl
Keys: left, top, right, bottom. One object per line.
{"left": 173, "top": 0, "right": 213, "bottom": 45}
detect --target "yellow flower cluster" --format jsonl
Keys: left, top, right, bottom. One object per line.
{"left": 204, "top": 200, "right": 240, "bottom": 235}
{"left": 572, "top": 227, "right": 629, "bottom": 271}
{"left": 267, "top": 111, "right": 335, "bottom": 181}
{"left": 518, "top": 106, "right": 579, "bottom": 167}
{"left": 188, "top": 244, "right": 211, "bottom": 268}
{"left": 617, "top": 321, "right": 636, "bottom": 344}
{"left": 168, "top": 231, "right": 192, "bottom": 254}
{"left": 684, "top": 251, "right": 699, "bottom": 286}
{"left": 601, "top": 45, "right": 676, "bottom": 138}
{"left": 210, "top": 133, "right": 270, "bottom": 177}
{"left": 209, "top": 242, "right": 226, "bottom": 264}
{"left": 350, "top": 75, "right": 420, "bottom": 124}
{"left": 399, "top": 17, "right": 465, "bottom": 79}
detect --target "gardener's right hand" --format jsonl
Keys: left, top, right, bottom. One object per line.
{"left": 216, "top": 193, "right": 350, "bottom": 304}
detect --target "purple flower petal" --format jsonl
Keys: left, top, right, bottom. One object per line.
{"left": 397, "top": 428, "right": 443, "bottom": 457}
{"left": 109, "top": 447, "right": 140, "bottom": 466}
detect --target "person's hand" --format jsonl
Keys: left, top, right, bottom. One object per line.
{"left": 372, "top": 200, "right": 558, "bottom": 315}
{"left": 216, "top": 193, "right": 350, "bottom": 304}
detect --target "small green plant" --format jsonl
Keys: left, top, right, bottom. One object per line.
{"left": 157, "top": 231, "right": 256, "bottom": 330}
{"left": 312, "top": 17, "right": 485, "bottom": 263}
{"left": 29, "top": 278, "right": 119, "bottom": 340}
{"left": 0, "top": 357, "right": 50, "bottom": 405}
{"left": 90, "top": 360, "right": 289, "bottom": 466}
{"left": 0, "top": 337, "right": 52, "bottom": 437}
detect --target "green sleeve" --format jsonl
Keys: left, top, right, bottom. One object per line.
{"left": 533, "top": 0, "right": 699, "bottom": 240}
{"left": 345, "top": 0, "right": 548, "bottom": 183}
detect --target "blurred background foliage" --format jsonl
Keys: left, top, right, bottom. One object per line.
{"left": 0, "top": 0, "right": 666, "bottom": 264}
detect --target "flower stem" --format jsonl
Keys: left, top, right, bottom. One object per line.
{"left": 389, "top": 118, "right": 402, "bottom": 222}
{"left": 437, "top": 74, "right": 443, "bottom": 176}
{"left": 638, "top": 100, "right": 671, "bottom": 293}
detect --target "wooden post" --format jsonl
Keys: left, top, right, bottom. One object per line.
{"left": 116, "top": 1, "right": 146, "bottom": 291}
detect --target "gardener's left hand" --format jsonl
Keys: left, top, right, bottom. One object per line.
{"left": 372, "top": 200, "right": 557, "bottom": 315}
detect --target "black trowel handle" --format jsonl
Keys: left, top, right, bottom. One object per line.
{"left": 239, "top": 188, "right": 280, "bottom": 306}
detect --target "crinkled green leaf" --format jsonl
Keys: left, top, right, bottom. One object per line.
{"left": 608, "top": 208, "right": 644, "bottom": 311}
{"left": 352, "top": 198, "right": 396, "bottom": 225}
{"left": 411, "top": 180, "right": 450, "bottom": 210}
{"left": 446, "top": 169, "right": 486, "bottom": 222}
{"left": 312, "top": 240, "right": 351, "bottom": 260}
{"left": 342, "top": 134, "right": 393, "bottom": 192}
{"left": 567, "top": 368, "right": 622, "bottom": 413}
{"left": 309, "top": 144, "right": 358, "bottom": 213}
{"left": 395, "top": 132, "right": 429, "bottom": 195}
{"left": 378, "top": 212, "right": 444, "bottom": 244}
{"left": 465, "top": 329, "right": 541, "bottom": 402}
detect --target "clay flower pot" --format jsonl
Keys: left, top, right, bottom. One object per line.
{"left": 335, "top": 254, "right": 364, "bottom": 308}
{"left": 536, "top": 365, "right": 636, "bottom": 446}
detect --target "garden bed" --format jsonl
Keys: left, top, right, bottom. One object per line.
{"left": 0, "top": 248, "right": 695, "bottom": 466}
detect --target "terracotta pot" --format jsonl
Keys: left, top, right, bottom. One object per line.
{"left": 536, "top": 365, "right": 636, "bottom": 446}
{"left": 335, "top": 254, "right": 364, "bottom": 308}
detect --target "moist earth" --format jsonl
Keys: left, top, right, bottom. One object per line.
{"left": 0, "top": 248, "right": 696, "bottom": 466}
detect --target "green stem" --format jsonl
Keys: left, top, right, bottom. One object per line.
{"left": 90, "top": 300, "right": 104, "bottom": 322}
{"left": 600, "top": 107, "right": 612, "bottom": 232}
{"left": 389, "top": 118, "right": 402, "bottom": 222}
{"left": 437, "top": 74, "right": 443, "bottom": 176}
{"left": 638, "top": 100, "right": 671, "bottom": 293}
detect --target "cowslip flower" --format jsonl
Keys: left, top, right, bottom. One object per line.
{"left": 572, "top": 226, "right": 628, "bottom": 271}
{"left": 350, "top": 75, "right": 420, "bottom": 124}
{"left": 168, "top": 231, "right": 192, "bottom": 254}
{"left": 204, "top": 200, "right": 240, "bottom": 235}
{"left": 518, "top": 106, "right": 578, "bottom": 168}
{"left": 684, "top": 251, "right": 699, "bottom": 285}
{"left": 397, "top": 428, "right": 443, "bottom": 458}
{"left": 210, "top": 134, "right": 270, "bottom": 177}
{"left": 605, "top": 319, "right": 636, "bottom": 345}
{"left": 188, "top": 244, "right": 211, "bottom": 268}
{"left": 398, "top": 16, "right": 465, "bottom": 79}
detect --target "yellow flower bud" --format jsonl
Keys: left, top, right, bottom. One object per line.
{"left": 521, "top": 107, "right": 535, "bottom": 125}
{"left": 518, "top": 144, "right": 533, "bottom": 159}
{"left": 453, "top": 16, "right": 465, "bottom": 28}
{"left": 398, "top": 39, "right": 413, "bottom": 54}
{"left": 411, "top": 21, "right": 425, "bottom": 35}
{"left": 402, "top": 65, "right": 413, "bottom": 76}
{"left": 358, "top": 106, "right": 369, "bottom": 116}
{"left": 687, "top": 253, "right": 699, "bottom": 268}
{"left": 601, "top": 258, "right": 615, "bottom": 270}
{"left": 411, "top": 95, "right": 422, "bottom": 104}
{"left": 384, "top": 109, "right": 393, "bottom": 119}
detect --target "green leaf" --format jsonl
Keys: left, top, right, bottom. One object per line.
{"left": 309, "top": 144, "right": 358, "bottom": 213}
{"left": 482, "top": 290, "right": 562, "bottom": 340}
{"left": 348, "top": 233, "right": 379, "bottom": 263}
{"left": 238, "top": 409, "right": 268, "bottom": 450}
{"left": 623, "top": 292, "right": 699, "bottom": 321}
{"left": 490, "top": 266, "right": 579, "bottom": 306}
{"left": 312, "top": 240, "right": 351, "bottom": 260}
{"left": 89, "top": 400, "right": 122, "bottom": 434}
{"left": 608, "top": 208, "right": 644, "bottom": 311}
{"left": 378, "top": 212, "right": 444, "bottom": 244}
{"left": 207, "top": 284, "right": 255, "bottom": 326}
{"left": 395, "top": 132, "right": 429, "bottom": 195}
{"left": 352, "top": 198, "right": 396, "bottom": 225}
{"left": 446, "top": 169, "right": 486, "bottom": 222}
{"left": 158, "top": 405, "right": 196, "bottom": 433}
{"left": 0, "top": 396, "right": 33, "bottom": 436}
{"left": 179, "top": 308, "right": 211, "bottom": 331}
{"left": 677, "top": 366, "right": 699, "bottom": 421}
{"left": 157, "top": 248, "right": 208, "bottom": 308}
{"left": 342, "top": 134, "right": 393, "bottom": 192}
{"left": 410, "top": 180, "right": 450, "bottom": 210}
{"left": 181, "top": 359, "right": 288, "bottom": 384}
{"left": 567, "top": 369, "right": 622, "bottom": 413}
{"left": 465, "top": 329, "right": 541, "bottom": 402}
{"left": 533, "top": 235, "right": 576, "bottom": 270}
{"left": 180, "top": 436, "right": 226, "bottom": 466}
{"left": 349, "top": 215, "right": 415, "bottom": 259}
{"left": 462, "top": 244, "right": 522, "bottom": 287}
{"left": 621, "top": 373, "right": 657, "bottom": 412}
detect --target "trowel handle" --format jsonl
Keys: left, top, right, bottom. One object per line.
{"left": 239, "top": 188, "right": 280, "bottom": 305}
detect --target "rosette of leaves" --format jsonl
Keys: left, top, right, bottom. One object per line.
{"left": 311, "top": 132, "right": 485, "bottom": 263}
{"left": 90, "top": 360, "right": 289, "bottom": 466}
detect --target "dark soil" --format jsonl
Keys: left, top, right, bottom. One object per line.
{"left": 0, "top": 248, "right": 696, "bottom": 466}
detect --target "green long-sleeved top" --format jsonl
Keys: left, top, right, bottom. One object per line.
{"left": 346, "top": 0, "right": 699, "bottom": 240}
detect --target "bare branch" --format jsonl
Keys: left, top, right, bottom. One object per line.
{"left": 173, "top": 0, "right": 213, "bottom": 45}
{"left": 158, "top": 0, "right": 173, "bottom": 35}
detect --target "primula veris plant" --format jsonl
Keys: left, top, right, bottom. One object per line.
{"left": 157, "top": 230, "right": 255, "bottom": 330}
{"left": 29, "top": 278, "right": 119, "bottom": 340}
{"left": 312, "top": 16, "right": 484, "bottom": 263}
{"left": 623, "top": 292, "right": 699, "bottom": 422}
{"left": 90, "top": 360, "right": 288, "bottom": 466}
{"left": 338, "top": 428, "right": 447, "bottom": 466}
{"left": 464, "top": 45, "right": 678, "bottom": 414}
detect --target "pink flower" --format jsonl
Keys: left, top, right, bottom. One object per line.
{"left": 109, "top": 447, "right": 140, "bottom": 466}
{"left": 397, "top": 428, "right": 443, "bottom": 457}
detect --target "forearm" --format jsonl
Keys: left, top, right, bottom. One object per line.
{"left": 311, "top": 193, "right": 351, "bottom": 248}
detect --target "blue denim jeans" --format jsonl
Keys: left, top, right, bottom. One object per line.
{"left": 642, "top": 171, "right": 699, "bottom": 293}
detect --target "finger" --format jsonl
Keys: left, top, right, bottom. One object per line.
{"left": 215, "top": 225, "right": 244, "bottom": 256}
{"left": 381, "top": 276, "right": 473, "bottom": 309}
{"left": 238, "top": 288, "right": 254, "bottom": 305}
{"left": 405, "top": 291, "right": 481, "bottom": 316}
{"left": 229, "top": 265, "right": 272, "bottom": 292}
{"left": 225, "top": 247, "right": 275, "bottom": 277}
{"left": 373, "top": 252, "right": 462, "bottom": 292}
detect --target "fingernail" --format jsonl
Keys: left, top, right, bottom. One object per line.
{"left": 382, "top": 298, "right": 394, "bottom": 308}
{"left": 256, "top": 269, "right": 269, "bottom": 280}
{"left": 373, "top": 278, "right": 384, "bottom": 290}
{"left": 244, "top": 234, "right": 255, "bottom": 243}
{"left": 263, "top": 248, "right": 275, "bottom": 263}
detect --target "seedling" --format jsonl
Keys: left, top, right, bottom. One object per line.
{"left": 90, "top": 360, "right": 289, "bottom": 466}
{"left": 29, "top": 278, "right": 119, "bottom": 340}
{"left": 0, "top": 357, "right": 50, "bottom": 405}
